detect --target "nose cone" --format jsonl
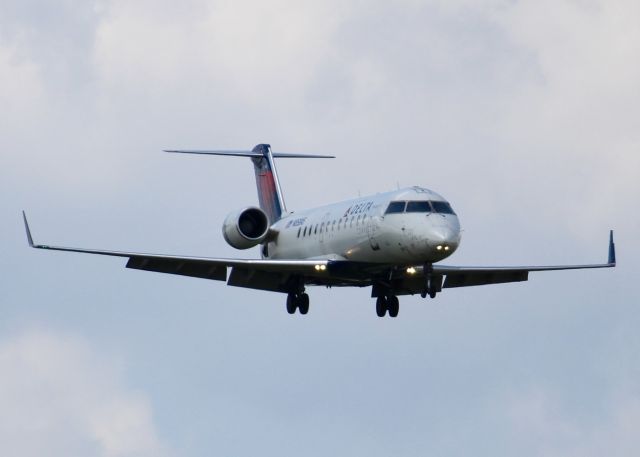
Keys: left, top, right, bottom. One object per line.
{"left": 432, "top": 226, "right": 458, "bottom": 245}
{"left": 431, "top": 226, "right": 460, "bottom": 253}
{"left": 426, "top": 216, "right": 461, "bottom": 258}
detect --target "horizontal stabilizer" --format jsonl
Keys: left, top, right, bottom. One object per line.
{"left": 164, "top": 149, "right": 335, "bottom": 159}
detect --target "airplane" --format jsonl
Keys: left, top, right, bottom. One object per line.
{"left": 23, "top": 143, "right": 616, "bottom": 318}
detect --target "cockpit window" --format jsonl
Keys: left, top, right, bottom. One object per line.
{"left": 431, "top": 201, "right": 456, "bottom": 215}
{"left": 385, "top": 201, "right": 406, "bottom": 214}
{"left": 406, "top": 201, "right": 432, "bottom": 213}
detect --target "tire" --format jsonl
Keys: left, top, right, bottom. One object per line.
{"left": 299, "top": 293, "right": 310, "bottom": 315}
{"left": 286, "top": 293, "right": 297, "bottom": 314}
{"left": 388, "top": 295, "right": 399, "bottom": 318}
{"left": 376, "top": 296, "right": 387, "bottom": 317}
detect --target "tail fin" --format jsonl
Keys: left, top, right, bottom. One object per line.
{"left": 166, "top": 144, "right": 335, "bottom": 223}
{"left": 251, "top": 144, "right": 285, "bottom": 223}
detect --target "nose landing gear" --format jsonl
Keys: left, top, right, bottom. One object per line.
{"left": 421, "top": 263, "right": 442, "bottom": 299}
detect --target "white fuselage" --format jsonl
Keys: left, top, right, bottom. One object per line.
{"left": 265, "top": 186, "right": 461, "bottom": 265}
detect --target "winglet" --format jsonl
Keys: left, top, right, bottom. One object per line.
{"left": 608, "top": 230, "right": 616, "bottom": 266}
{"left": 22, "top": 211, "right": 34, "bottom": 247}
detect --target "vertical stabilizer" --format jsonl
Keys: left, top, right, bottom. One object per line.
{"left": 250, "top": 144, "right": 286, "bottom": 223}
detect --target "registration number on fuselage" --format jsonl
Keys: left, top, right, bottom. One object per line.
{"left": 285, "top": 217, "right": 307, "bottom": 229}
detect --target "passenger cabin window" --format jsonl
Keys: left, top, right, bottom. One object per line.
{"left": 314, "top": 224, "right": 318, "bottom": 234}
{"left": 297, "top": 227, "right": 301, "bottom": 238}
{"left": 406, "top": 201, "right": 432, "bottom": 213}
{"left": 303, "top": 227, "right": 307, "bottom": 237}
{"left": 385, "top": 201, "right": 406, "bottom": 214}
{"left": 431, "top": 201, "right": 456, "bottom": 215}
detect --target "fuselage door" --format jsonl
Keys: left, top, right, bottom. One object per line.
{"left": 319, "top": 212, "right": 331, "bottom": 246}
{"left": 366, "top": 214, "right": 381, "bottom": 251}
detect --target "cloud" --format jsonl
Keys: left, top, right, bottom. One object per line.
{"left": 0, "top": 329, "right": 169, "bottom": 457}
{"left": 505, "top": 387, "right": 640, "bottom": 457}
{"left": 0, "top": 42, "right": 44, "bottom": 127}
{"left": 490, "top": 0, "right": 640, "bottom": 235}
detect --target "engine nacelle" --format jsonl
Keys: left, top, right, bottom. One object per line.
{"left": 222, "top": 207, "right": 270, "bottom": 250}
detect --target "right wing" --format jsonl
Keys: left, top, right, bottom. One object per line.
{"left": 23, "top": 212, "right": 330, "bottom": 292}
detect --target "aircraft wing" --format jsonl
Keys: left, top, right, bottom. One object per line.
{"left": 23, "top": 212, "right": 330, "bottom": 292}
{"left": 356, "top": 232, "right": 616, "bottom": 295}
{"left": 23, "top": 212, "right": 616, "bottom": 294}
{"left": 430, "top": 231, "right": 616, "bottom": 288}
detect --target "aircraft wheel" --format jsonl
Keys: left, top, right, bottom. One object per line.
{"left": 298, "top": 293, "right": 310, "bottom": 315}
{"left": 286, "top": 293, "right": 297, "bottom": 314}
{"left": 429, "top": 290, "right": 437, "bottom": 299}
{"left": 388, "top": 295, "right": 399, "bottom": 318}
{"left": 376, "top": 296, "right": 387, "bottom": 317}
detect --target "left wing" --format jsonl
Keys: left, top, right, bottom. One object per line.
{"left": 375, "top": 231, "right": 616, "bottom": 294}
{"left": 433, "top": 230, "right": 616, "bottom": 288}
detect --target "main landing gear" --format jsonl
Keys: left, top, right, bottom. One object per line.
{"left": 286, "top": 292, "right": 309, "bottom": 315}
{"left": 375, "top": 294, "right": 399, "bottom": 318}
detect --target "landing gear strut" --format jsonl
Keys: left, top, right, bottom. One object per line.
{"left": 375, "top": 294, "right": 399, "bottom": 318}
{"left": 420, "top": 264, "right": 440, "bottom": 299}
{"left": 286, "top": 292, "right": 310, "bottom": 315}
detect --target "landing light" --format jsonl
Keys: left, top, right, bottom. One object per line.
{"left": 436, "top": 245, "right": 443, "bottom": 251}
{"left": 315, "top": 264, "right": 327, "bottom": 271}
{"left": 406, "top": 267, "right": 417, "bottom": 275}
{"left": 444, "top": 246, "right": 450, "bottom": 251}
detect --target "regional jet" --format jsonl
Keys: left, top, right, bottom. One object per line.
{"left": 23, "top": 144, "right": 616, "bottom": 317}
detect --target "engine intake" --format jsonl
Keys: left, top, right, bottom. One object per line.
{"left": 222, "top": 207, "right": 270, "bottom": 249}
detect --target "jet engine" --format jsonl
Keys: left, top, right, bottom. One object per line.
{"left": 222, "top": 207, "right": 270, "bottom": 249}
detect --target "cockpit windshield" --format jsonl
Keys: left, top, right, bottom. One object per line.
{"left": 385, "top": 201, "right": 406, "bottom": 214}
{"left": 406, "top": 201, "right": 432, "bottom": 213}
{"left": 385, "top": 200, "right": 456, "bottom": 215}
{"left": 431, "top": 201, "right": 456, "bottom": 215}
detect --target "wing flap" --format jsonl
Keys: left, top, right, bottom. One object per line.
{"left": 443, "top": 270, "right": 528, "bottom": 288}
{"left": 126, "top": 256, "right": 227, "bottom": 281}
{"left": 227, "top": 267, "right": 290, "bottom": 292}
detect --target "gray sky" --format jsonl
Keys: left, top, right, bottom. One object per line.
{"left": 1, "top": 0, "right": 639, "bottom": 455}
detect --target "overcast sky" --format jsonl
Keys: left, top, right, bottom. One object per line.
{"left": 1, "top": 0, "right": 639, "bottom": 456}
